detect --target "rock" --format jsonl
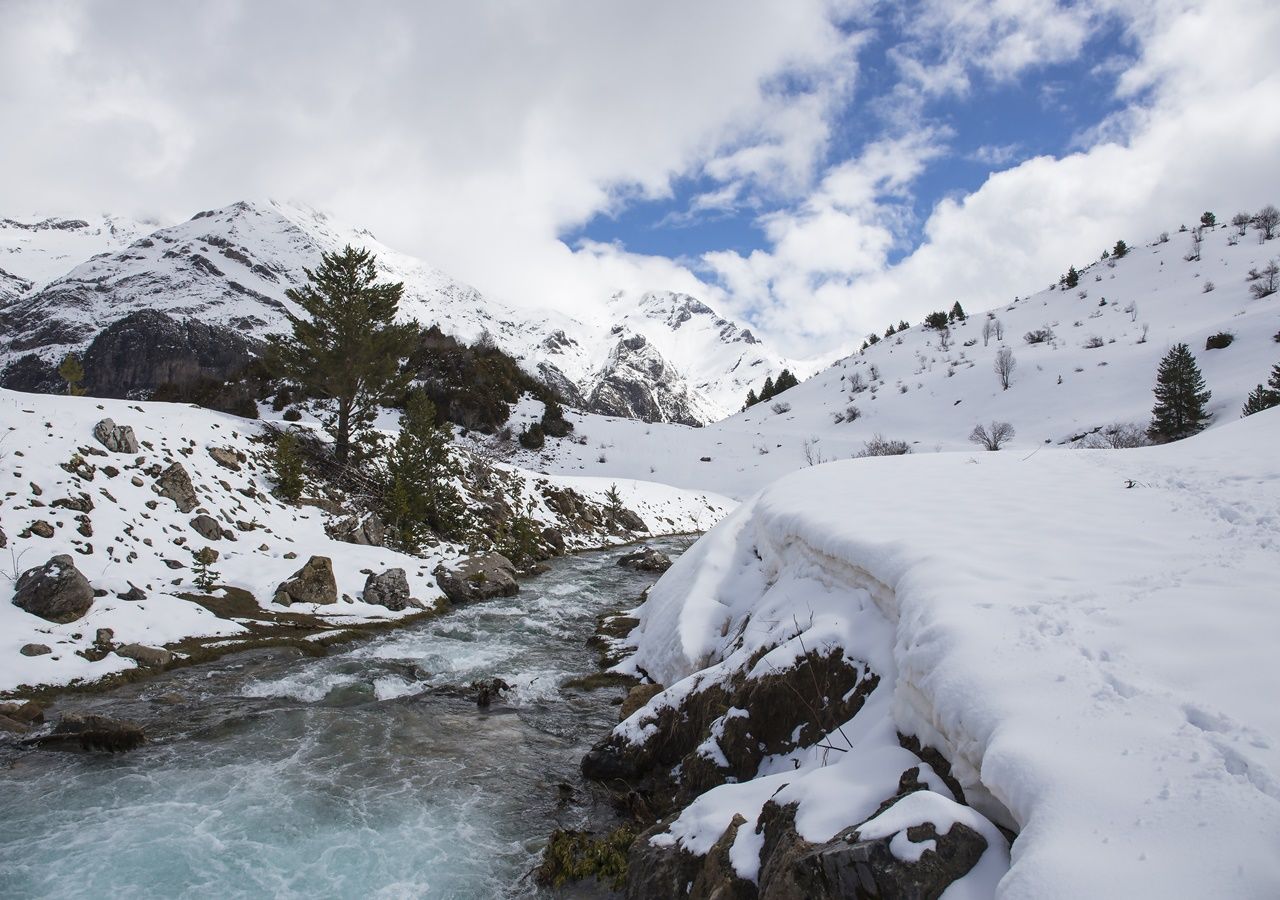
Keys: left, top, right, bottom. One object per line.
{"left": 0, "top": 525, "right": 5, "bottom": 549}
{"left": 0, "top": 715, "right": 30, "bottom": 735}
{"left": 27, "top": 520, "right": 55, "bottom": 539}
{"left": 94, "top": 627, "right": 115, "bottom": 648}
{"left": 206, "top": 446, "right": 241, "bottom": 471}
{"left": 617, "top": 546, "right": 672, "bottom": 572}
{"left": 329, "top": 512, "right": 386, "bottom": 547}
{"left": 473, "top": 677, "right": 511, "bottom": 708}
{"left": 20, "top": 643, "right": 52, "bottom": 656}
{"left": 47, "top": 712, "right": 145, "bottom": 752}
{"left": 11, "top": 554, "right": 95, "bottom": 622}
{"left": 51, "top": 492, "right": 94, "bottom": 513}
{"left": 92, "top": 418, "right": 140, "bottom": 454}
{"left": 273, "top": 555, "right": 337, "bottom": 605}
{"left": 0, "top": 700, "right": 44, "bottom": 726}
{"left": 363, "top": 568, "right": 412, "bottom": 611}
{"left": 154, "top": 462, "right": 198, "bottom": 512}
{"left": 116, "top": 643, "right": 175, "bottom": 667}
{"left": 541, "top": 527, "right": 566, "bottom": 555}
{"left": 189, "top": 514, "right": 223, "bottom": 540}
{"left": 620, "top": 683, "right": 665, "bottom": 721}
{"left": 434, "top": 553, "right": 518, "bottom": 604}
{"left": 612, "top": 507, "right": 648, "bottom": 533}
{"left": 627, "top": 814, "right": 756, "bottom": 900}
{"left": 117, "top": 584, "right": 146, "bottom": 601}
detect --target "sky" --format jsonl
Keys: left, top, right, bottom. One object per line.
{"left": 2, "top": 0, "right": 1279, "bottom": 359}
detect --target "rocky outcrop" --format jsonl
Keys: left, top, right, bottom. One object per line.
{"left": 44, "top": 712, "right": 146, "bottom": 753}
{"left": 11, "top": 554, "right": 95, "bottom": 623}
{"left": 189, "top": 514, "right": 225, "bottom": 540}
{"left": 273, "top": 556, "right": 338, "bottom": 606}
{"left": 207, "top": 446, "right": 242, "bottom": 471}
{"left": 92, "top": 418, "right": 140, "bottom": 453}
{"left": 434, "top": 553, "right": 518, "bottom": 604}
{"left": 586, "top": 333, "right": 706, "bottom": 426}
{"left": 611, "top": 507, "right": 648, "bottom": 533}
{"left": 363, "top": 568, "right": 413, "bottom": 611}
{"left": 154, "top": 462, "right": 198, "bottom": 512}
{"left": 617, "top": 546, "right": 670, "bottom": 572}
{"left": 328, "top": 512, "right": 386, "bottom": 547}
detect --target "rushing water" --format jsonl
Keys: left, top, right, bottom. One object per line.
{"left": 0, "top": 539, "right": 691, "bottom": 899}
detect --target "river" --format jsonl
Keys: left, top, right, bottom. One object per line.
{"left": 0, "top": 538, "right": 690, "bottom": 899}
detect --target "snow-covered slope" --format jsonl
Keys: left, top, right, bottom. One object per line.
{"left": 0, "top": 214, "right": 154, "bottom": 294}
{"left": 611, "top": 407, "right": 1280, "bottom": 898}
{"left": 0, "top": 201, "right": 794, "bottom": 423}
{"left": 0, "top": 388, "right": 733, "bottom": 695}
{"left": 517, "top": 222, "right": 1280, "bottom": 499}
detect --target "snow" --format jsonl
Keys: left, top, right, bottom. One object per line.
{"left": 612, "top": 408, "right": 1280, "bottom": 897}
{"left": 0, "top": 389, "right": 733, "bottom": 695}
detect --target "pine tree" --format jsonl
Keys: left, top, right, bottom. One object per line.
{"left": 192, "top": 546, "right": 220, "bottom": 592}
{"left": 1062, "top": 265, "right": 1080, "bottom": 288}
{"left": 57, "top": 353, "right": 86, "bottom": 396}
{"left": 743, "top": 388, "right": 759, "bottom": 410}
{"left": 884, "top": 324, "right": 896, "bottom": 337}
{"left": 266, "top": 245, "right": 418, "bottom": 463}
{"left": 898, "top": 320, "right": 909, "bottom": 332}
{"left": 1200, "top": 212, "right": 1216, "bottom": 228}
{"left": 867, "top": 333, "right": 881, "bottom": 346}
{"left": 924, "top": 310, "right": 950, "bottom": 330}
{"left": 773, "top": 369, "right": 799, "bottom": 394}
{"left": 950, "top": 301, "right": 966, "bottom": 322}
{"left": 1241, "top": 363, "right": 1280, "bottom": 417}
{"left": 382, "top": 389, "right": 466, "bottom": 550}
{"left": 271, "top": 430, "right": 305, "bottom": 502}
{"left": 1113, "top": 240, "right": 1129, "bottom": 258}
{"left": 759, "top": 375, "right": 776, "bottom": 402}
{"left": 1148, "top": 343, "right": 1212, "bottom": 441}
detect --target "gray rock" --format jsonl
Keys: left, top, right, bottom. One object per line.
{"left": 0, "top": 525, "right": 6, "bottom": 549}
{"left": 117, "top": 584, "right": 146, "bottom": 601}
{"left": 27, "top": 520, "right": 55, "bottom": 539}
{"left": 206, "top": 446, "right": 241, "bottom": 471}
{"left": 617, "top": 546, "right": 672, "bottom": 572}
{"left": 189, "top": 514, "right": 223, "bottom": 540}
{"left": 116, "top": 643, "right": 174, "bottom": 668}
{"left": 20, "top": 643, "right": 52, "bottom": 657}
{"left": 154, "top": 462, "right": 198, "bottom": 512}
{"left": 92, "top": 418, "right": 140, "bottom": 454}
{"left": 48, "top": 712, "right": 145, "bottom": 752}
{"left": 12, "top": 554, "right": 94, "bottom": 623}
{"left": 273, "top": 555, "right": 338, "bottom": 605}
{"left": 434, "top": 553, "right": 519, "bottom": 604}
{"left": 94, "top": 628, "right": 115, "bottom": 648}
{"left": 541, "top": 527, "right": 566, "bottom": 555}
{"left": 612, "top": 507, "right": 648, "bottom": 533}
{"left": 363, "top": 568, "right": 413, "bottom": 611}
{"left": 329, "top": 512, "right": 386, "bottom": 547}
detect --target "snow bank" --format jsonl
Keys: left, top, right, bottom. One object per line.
{"left": 620, "top": 408, "right": 1280, "bottom": 897}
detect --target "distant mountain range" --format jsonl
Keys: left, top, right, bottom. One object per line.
{"left": 0, "top": 200, "right": 793, "bottom": 424}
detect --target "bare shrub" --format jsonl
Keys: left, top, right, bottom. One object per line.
{"left": 969, "top": 421, "right": 1015, "bottom": 451}
{"left": 1083, "top": 336, "right": 1105, "bottom": 349}
{"left": 771, "top": 401, "right": 791, "bottom": 415}
{"left": 994, "top": 347, "right": 1017, "bottom": 390}
{"left": 1079, "top": 423, "right": 1151, "bottom": 449}
{"left": 1254, "top": 204, "right": 1279, "bottom": 241}
{"left": 1250, "top": 261, "right": 1278, "bottom": 298}
{"left": 1024, "top": 327, "right": 1054, "bottom": 345}
{"left": 855, "top": 435, "right": 911, "bottom": 458}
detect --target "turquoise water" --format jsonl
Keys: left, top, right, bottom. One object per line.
{"left": 0, "top": 540, "right": 687, "bottom": 899}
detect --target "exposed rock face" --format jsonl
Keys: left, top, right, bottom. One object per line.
{"left": 328, "top": 512, "right": 386, "bottom": 547}
{"left": 586, "top": 333, "right": 706, "bottom": 426}
{"left": 92, "top": 418, "right": 140, "bottom": 453}
{"left": 81, "top": 310, "right": 257, "bottom": 398}
{"left": 434, "top": 553, "right": 518, "bottom": 604}
{"left": 617, "top": 546, "right": 670, "bottom": 572}
{"left": 363, "top": 568, "right": 413, "bottom": 611}
{"left": 273, "top": 555, "right": 338, "bottom": 606}
{"left": 612, "top": 507, "right": 648, "bottom": 533}
{"left": 154, "top": 462, "right": 198, "bottom": 512}
{"left": 12, "top": 554, "right": 94, "bottom": 623}
{"left": 116, "top": 643, "right": 175, "bottom": 668}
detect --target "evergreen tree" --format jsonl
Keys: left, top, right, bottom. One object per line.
{"left": 271, "top": 430, "right": 305, "bottom": 502}
{"left": 867, "top": 333, "right": 880, "bottom": 346}
{"left": 57, "top": 353, "right": 86, "bottom": 396}
{"left": 1062, "top": 265, "right": 1080, "bottom": 288}
{"left": 1113, "top": 240, "right": 1129, "bottom": 258}
{"left": 884, "top": 324, "right": 896, "bottom": 337}
{"left": 949, "top": 301, "right": 966, "bottom": 322}
{"left": 743, "top": 388, "right": 759, "bottom": 410}
{"left": 267, "top": 245, "right": 418, "bottom": 463}
{"left": 1148, "top": 343, "right": 1212, "bottom": 441}
{"left": 898, "top": 320, "right": 909, "bottom": 332}
{"left": 192, "top": 546, "right": 220, "bottom": 592}
{"left": 759, "top": 375, "right": 776, "bottom": 402}
{"left": 1241, "top": 363, "right": 1280, "bottom": 417}
{"left": 1200, "top": 211, "right": 1216, "bottom": 228}
{"left": 923, "top": 310, "right": 950, "bottom": 330}
{"left": 773, "top": 369, "right": 799, "bottom": 394}
{"left": 382, "top": 389, "right": 466, "bottom": 550}
{"left": 604, "top": 482, "right": 625, "bottom": 518}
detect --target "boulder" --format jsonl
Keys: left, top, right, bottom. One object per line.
{"left": 363, "top": 568, "right": 413, "bottom": 611}
{"left": 541, "top": 527, "right": 566, "bottom": 555}
{"left": 612, "top": 507, "right": 648, "bottom": 533}
{"left": 434, "top": 553, "right": 518, "bottom": 604}
{"left": 92, "top": 418, "right": 140, "bottom": 454}
{"left": 27, "top": 520, "right": 55, "bottom": 539}
{"left": 0, "top": 700, "right": 44, "bottom": 726}
{"left": 20, "top": 643, "right": 52, "bottom": 656}
{"left": 117, "top": 584, "right": 147, "bottom": 601}
{"left": 12, "top": 554, "right": 94, "bottom": 622}
{"left": 116, "top": 643, "right": 174, "bottom": 668}
{"left": 273, "top": 555, "right": 338, "bottom": 605}
{"left": 189, "top": 514, "right": 224, "bottom": 540}
{"left": 473, "top": 677, "right": 512, "bottom": 708}
{"left": 154, "top": 462, "right": 198, "bottom": 512}
{"left": 329, "top": 512, "right": 386, "bottom": 547}
{"left": 47, "top": 712, "right": 145, "bottom": 752}
{"left": 206, "top": 446, "right": 242, "bottom": 471}
{"left": 617, "top": 546, "right": 672, "bottom": 572}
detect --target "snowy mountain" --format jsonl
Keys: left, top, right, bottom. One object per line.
{"left": 513, "top": 219, "right": 1280, "bottom": 499}
{"left": 0, "top": 213, "right": 153, "bottom": 292}
{"left": 0, "top": 201, "right": 793, "bottom": 424}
